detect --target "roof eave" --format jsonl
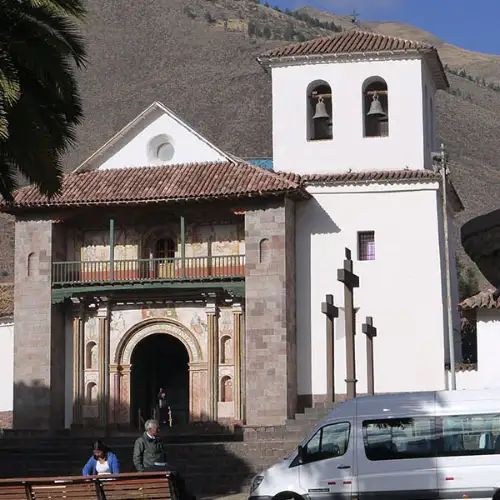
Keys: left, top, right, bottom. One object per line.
{"left": 258, "top": 48, "right": 448, "bottom": 91}
{"left": 0, "top": 189, "right": 309, "bottom": 214}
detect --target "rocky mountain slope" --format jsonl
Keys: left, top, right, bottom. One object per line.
{"left": 1, "top": 0, "right": 500, "bottom": 291}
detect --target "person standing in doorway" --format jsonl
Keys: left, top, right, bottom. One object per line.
{"left": 157, "top": 388, "right": 170, "bottom": 426}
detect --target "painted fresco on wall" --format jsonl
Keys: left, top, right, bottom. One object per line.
{"left": 66, "top": 223, "right": 244, "bottom": 262}
{"left": 109, "top": 304, "right": 208, "bottom": 362}
{"left": 85, "top": 315, "right": 98, "bottom": 341}
{"left": 219, "top": 308, "right": 233, "bottom": 337}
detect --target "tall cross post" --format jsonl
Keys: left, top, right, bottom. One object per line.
{"left": 321, "top": 294, "right": 339, "bottom": 402}
{"left": 362, "top": 316, "right": 377, "bottom": 396}
{"left": 337, "top": 248, "right": 359, "bottom": 399}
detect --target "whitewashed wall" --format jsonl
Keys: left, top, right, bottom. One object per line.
{"left": 98, "top": 111, "right": 228, "bottom": 171}
{"left": 0, "top": 318, "right": 14, "bottom": 413}
{"left": 446, "top": 309, "right": 500, "bottom": 390}
{"left": 296, "top": 182, "right": 454, "bottom": 398}
{"left": 271, "top": 56, "right": 429, "bottom": 174}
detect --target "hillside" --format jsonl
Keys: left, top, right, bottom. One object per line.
{"left": 1, "top": 0, "right": 500, "bottom": 292}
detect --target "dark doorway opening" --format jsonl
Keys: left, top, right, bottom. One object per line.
{"left": 130, "top": 334, "right": 189, "bottom": 429}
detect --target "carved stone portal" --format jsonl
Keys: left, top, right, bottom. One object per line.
{"left": 112, "top": 319, "right": 207, "bottom": 425}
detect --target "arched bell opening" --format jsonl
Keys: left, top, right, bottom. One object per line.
{"left": 363, "top": 77, "right": 389, "bottom": 138}
{"left": 307, "top": 80, "right": 333, "bottom": 141}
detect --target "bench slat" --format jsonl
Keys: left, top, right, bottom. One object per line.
{"left": 30, "top": 483, "right": 97, "bottom": 500}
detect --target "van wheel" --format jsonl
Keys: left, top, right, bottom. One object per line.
{"left": 493, "top": 490, "right": 500, "bottom": 500}
{"left": 272, "top": 492, "right": 303, "bottom": 500}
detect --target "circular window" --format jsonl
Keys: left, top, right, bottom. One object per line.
{"left": 156, "top": 142, "right": 175, "bottom": 162}
{"left": 147, "top": 134, "right": 176, "bottom": 163}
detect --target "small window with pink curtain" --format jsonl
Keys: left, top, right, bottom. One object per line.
{"left": 358, "top": 231, "right": 375, "bottom": 261}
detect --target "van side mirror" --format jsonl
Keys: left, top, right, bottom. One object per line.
{"left": 297, "top": 445, "right": 306, "bottom": 463}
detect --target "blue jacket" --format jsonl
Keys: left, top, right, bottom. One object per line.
{"left": 82, "top": 452, "right": 120, "bottom": 476}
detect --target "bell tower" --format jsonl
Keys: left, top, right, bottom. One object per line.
{"left": 257, "top": 30, "right": 448, "bottom": 175}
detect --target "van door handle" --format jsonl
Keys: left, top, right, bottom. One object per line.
{"left": 337, "top": 465, "right": 351, "bottom": 469}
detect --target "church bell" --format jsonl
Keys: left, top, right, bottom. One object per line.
{"left": 367, "top": 93, "right": 386, "bottom": 117}
{"left": 313, "top": 97, "right": 330, "bottom": 120}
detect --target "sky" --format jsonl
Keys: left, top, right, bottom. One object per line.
{"left": 272, "top": 0, "right": 500, "bottom": 55}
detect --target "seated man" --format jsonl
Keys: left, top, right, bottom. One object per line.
{"left": 133, "top": 419, "right": 194, "bottom": 500}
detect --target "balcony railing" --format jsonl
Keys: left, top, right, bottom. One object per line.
{"left": 52, "top": 255, "right": 246, "bottom": 286}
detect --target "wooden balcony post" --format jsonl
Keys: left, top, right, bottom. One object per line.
{"left": 109, "top": 218, "right": 115, "bottom": 281}
{"left": 180, "top": 216, "right": 186, "bottom": 279}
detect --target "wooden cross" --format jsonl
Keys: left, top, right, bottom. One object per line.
{"left": 337, "top": 248, "right": 359, "bottom": 400}
{"left": 321, "top": 294, "right": 339, "bottom": 402}
{"left": 362, "top": 317, "right": 377, "bottom": 396}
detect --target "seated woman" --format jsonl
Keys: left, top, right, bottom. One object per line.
{"left": 82, "top": 440, "right": 120, "bottom": 476}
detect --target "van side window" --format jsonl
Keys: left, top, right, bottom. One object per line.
{"left": 303, "top": 422, "right": 350, "bottom": 464}
{"left": 363, "top": 418, "right": 436, "bottom": 461}
{"left": 438, "top": 413, "right": 500, "bottom": 456}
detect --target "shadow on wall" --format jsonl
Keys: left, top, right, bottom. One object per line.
{"left": 6, "top": 384, "right": 255, "bottom": 496}
{"left": 296, "top": 197, "right": 340, "bottom": 407}
{"left": 13, "top": 380, "right": 52, "bottom": 430}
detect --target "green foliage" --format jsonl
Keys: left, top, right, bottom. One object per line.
{"left": 183, "top": 6, "right": 196, "bottom": 19}
{"left": 444, "top": 64, "right": 500, "bottom": 93}
{"left": 283, "top": 23, "right": 294, "bottom": 40}
{"left": 262, "top": 24, "right": 272, "bottom": 39}
{"left": 456, "top": 257, "right": 479, "bottom": 302}
{"left": 204, "top": 11, "right": 215, "bottom": 24}
{"left": 0, "top": 0, "right": 87, "bottom": 201}
{"left": 247, "top": 20, "right": 256, "bottom": 36}
{"left": 286, "top": 9, "right": 342, "bottom": 32}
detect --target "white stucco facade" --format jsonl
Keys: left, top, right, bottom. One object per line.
{"left": 75, "top": 102, "right": 232, "bottom": 173}
{"left": 270, "top": 55, "right": 437, "bottom": 174}
{"left": 296, "top": 182, "right": 457, "bottom": 397}
{"left": 446, "top": 309, "right": 500, "bottom": 391}
{"left": 0, "top": 318, "right": 14, "bottom": 413}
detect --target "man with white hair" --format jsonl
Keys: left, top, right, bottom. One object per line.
{"left": 133, "top": 419, "right": 168, "bottom": 472}
{"left": 133, "top": 419, "right": 194, "bottom": 500}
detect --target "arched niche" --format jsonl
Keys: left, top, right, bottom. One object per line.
{"left": 86, "top": 341, "right": 98, "bottom": 370}
{"left": 220, "top": 335, "right": 233, "bottom": 364}
{"left": 220, "top": 376, "right": 233, "bottom": 402}
{"left": 307, "top": 80, "right": 333, "bottom": 141}
{"left": 86, "top": 382, "right": 98, "bottom": 405}
{"left": 362, "top": 76, "right": 389, "bottom": 138}
{"left": 259, "top": 238, "right": 270, "bottom": 265}
{"left": 27, "top": 252, "right": 37, "bottom": 277}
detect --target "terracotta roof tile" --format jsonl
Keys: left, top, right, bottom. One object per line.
{"left": 258, "top": 30, "right": 448, "bottom": 90}
{"left": 459, "top": 290, "right": 500, "bottom": 310}
{"left": 0, "top": 284, "right": 13, "bottom": 318}
{"left": 298, "top": 169, "right": 464, "bottom": 212}
{"left": 300, "top": 170, "right": 440, "bottom": 184}
{"left": 1, "top": 162, "right": 308, "bottom": 210}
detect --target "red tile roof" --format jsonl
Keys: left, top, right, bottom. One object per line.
{"left": 459, "top": 291, "right": 500, "bottom": 310}
{"left": 258, "top": 30, "right": 448, "bottom": 90}
{"left": 298, "top": 169, "right": 464, "bottom": 211}
{"left": 300, "top": 170, "right": 440, "bottom": 184}
{"left": 1, "top": 164, "right": 463, "bottom": 212}
{"left": 1, "top": 162, "right": 308, "bottom": 211}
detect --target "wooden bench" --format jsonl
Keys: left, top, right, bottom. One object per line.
{"left": 0, "top": 471, "right": 179, "bottom": 499}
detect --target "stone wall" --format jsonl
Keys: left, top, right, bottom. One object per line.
{"left": 244, "top": 198, "right": 297, "bottom": 426}
{"left": 0, "top": 411, "right": 12, "bottom": 429}
{"left": 13, "top": 218, "right": 65, "bottom": 429}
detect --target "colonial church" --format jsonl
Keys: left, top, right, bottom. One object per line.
{"left": 0, "top": 30, "right": 463, "bottom": 431}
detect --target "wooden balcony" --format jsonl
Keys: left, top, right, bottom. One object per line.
{"left": 52, "top": 255, "right": 246, "bottom": 286}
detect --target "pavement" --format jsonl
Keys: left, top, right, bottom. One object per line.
{"left": 201, "top": 494, "right": 247, "bottom": 500}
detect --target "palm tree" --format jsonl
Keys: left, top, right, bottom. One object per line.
{"left": 0, "top": 0, "right": 87, "bottom": 201}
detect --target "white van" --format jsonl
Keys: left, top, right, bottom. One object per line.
{"left": 249, "top": 389, "right": 500, "bottom": 500}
